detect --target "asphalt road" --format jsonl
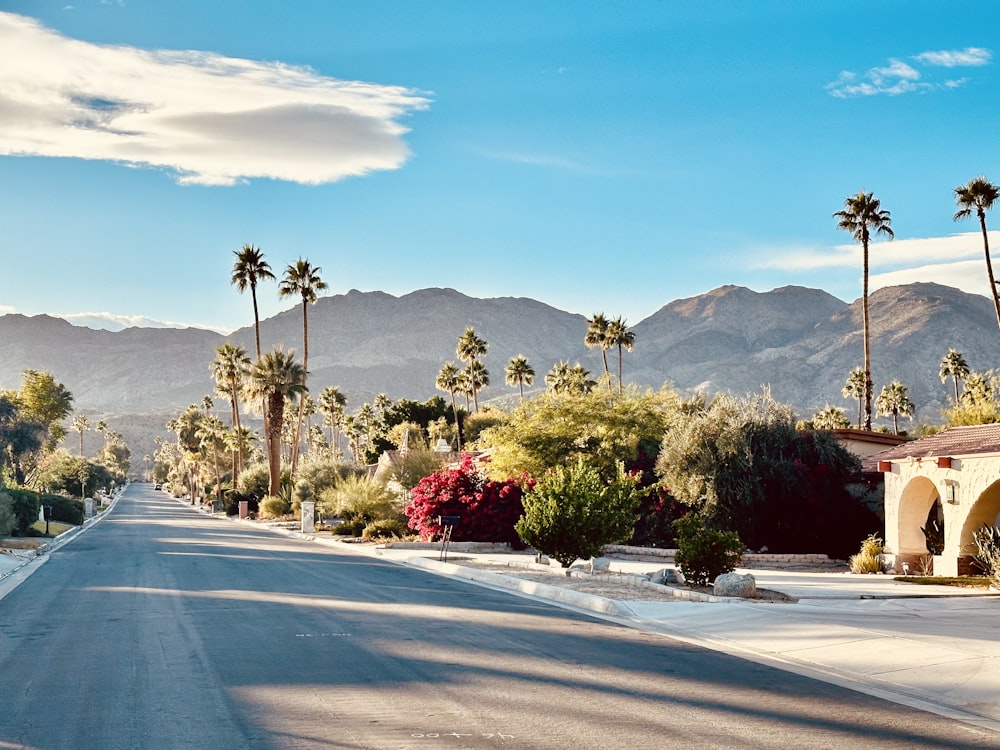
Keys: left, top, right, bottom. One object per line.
{"left": 1, "top": 484, "right": 998, "bottom": 750}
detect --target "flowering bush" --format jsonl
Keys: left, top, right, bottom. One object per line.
{"left": 404, "top": 455, "right": 526, "bottom": 543}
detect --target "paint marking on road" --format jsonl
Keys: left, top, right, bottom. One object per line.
{"left": 294, "top": 632, "right": 352, "bottom": 637}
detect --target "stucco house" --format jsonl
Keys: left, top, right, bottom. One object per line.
{"left": 863, "top": 424, "right": 1000, "bottom": 576}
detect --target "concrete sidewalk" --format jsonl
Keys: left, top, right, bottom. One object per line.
{"left": 354, "top": 540, "right": 1000, "bottom": 734}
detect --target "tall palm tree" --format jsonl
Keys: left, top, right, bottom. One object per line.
{"left": 605, "top": 316, "right": 635, "bottom": 395}
{"left": 584, "top": 313, "right": 611, "bottom": 382}
{"left": 435, "top": 362, "right": 463, "bottom": 451}
{"left": 230, "top": 244, "right": 275, "bottom": 361}
{"left": 505, "top": 355, "right": 535, "bottom": 402}
{"left": 247, "top": 348, "right": 307, "bottom": 498}
{"left": 72, "top": 414, "right": 88, "bottom": 456}
{"left": 954, "top": 177, "right": 1000, "bottom": 335}
{"left": 196, "top": 416, "right": 226, "bottom": 505}
{"left": 456, "top": 328, "right": 488, "bottom": 411}
{"left": 211, "top": 342, "right": 251, "bottom": 478}
{"left": 876, "top": 380, "right": 915, "bottom": 435}
{"left": 318, "top": 386, "right": 347, "bottom": 459}
{"left": 278, "top": 258, "right": 327, "bottom": 474}
{"left": 939, "top": 348, "right": 971, "bottom": 403}
{"left": 841, "top": 367, "right": 867, "bottom": 429}
{"left": 834, "top": 191, "right": 893, "bottom": 430}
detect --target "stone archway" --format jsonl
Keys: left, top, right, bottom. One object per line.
{"left": 958, "top": 479, "right": 1000, "bottom": 565}
{"left": 894, "top": 476, "right": 940, "bottom": 556}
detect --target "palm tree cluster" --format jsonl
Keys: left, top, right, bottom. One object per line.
{"left": 832, "top": 176, "right": 1000, "bottom": 432}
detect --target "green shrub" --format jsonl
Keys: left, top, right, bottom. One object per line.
{"left": 259, "top": 495, "right": 291, "bottom": 519}
{"left": 515, "top": 458, "right": 639, "bottom": 568}
{"left": 322, "top": 474, "right": 400, "bottom": 524}
{"left": 673, "top": 513, "right": 745, "bottom": 587}
{"left": 333, "top": 518, "right": 366, "bottom": 536}
{"left": 42, "top": 493, "right": 84, "bottom": 525}
{"left": 0, "top": 492, "right": 16, "bottom": 538}
{"left": 849, "top": 533, "right": 884, "bottom": 574}
{"left": 972, "top": 526, "right": 1000, "bottom": 585}
{"left": 7, "top": 489, "right": 41, "bottom": 536}
{"left": 362, "top": 518, "right": 408, "bottom": 541}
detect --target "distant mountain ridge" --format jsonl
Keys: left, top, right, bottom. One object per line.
{"left": 2, "top": 283, "right": 998, "bottom": 455}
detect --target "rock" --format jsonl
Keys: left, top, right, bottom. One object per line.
{"left": 650, "top": 567, "right": 684, "bottom": 585}
{"left": 587, "top": 557, "right": 611, "bottom": 573}
{"left": 713, "top": 572, "right": 756, "bottom": 598}
{"left": 534, "top": 553, "right": 551, "bottom": 565}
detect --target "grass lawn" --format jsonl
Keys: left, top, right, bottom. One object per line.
{"left": 29, "top": 520, "right": 75, "bottom": 537}
{"left": 894, "top": 575, "right": 995, "bottom": 589}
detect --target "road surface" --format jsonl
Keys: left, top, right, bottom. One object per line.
{"left": 1, "top": 484, "right": 997, "bottom": 749}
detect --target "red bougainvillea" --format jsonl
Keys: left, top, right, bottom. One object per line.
{"left": 404, "top": 455, "right": 528, "bottom": 543}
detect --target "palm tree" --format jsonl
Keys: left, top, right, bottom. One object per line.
{"left": 318, "top": 386, "right": 347, "bottom": 459}
{"left": 211, "top": 342, "right": 251, "bottom": 478}
{"left": 834, "top": 191, "right": 893, "bottom": 430}
{"left": 505, "top": 355, "right": 535, "bottom": 402}
{"left": 605, "top": 316, "right": 635, "bottom": 395}
{"left": 230, "top": 244, "right": 275, "bottom": 361}
{"left": 842, "top": 367, "right": 867, "bottom": 429}
{"left": 939, "top": 349, "right": 971, "bottom": 403}
{"left": 247, "top": 348, "right": 307, "bottom": 497}
{"left": 876, "top": 380, "right": 915, "bottom": 435}
{"left": 584, "top": 313, "right": 611, "bottom": 382}
{"left": 812, "top": 405, "right": 851, "bottom": 431}
{"left": 278, "top": 258, "right": 327, "bottom": 474}
{"left": 545, "top": 361, "right": 595, "bottom": 394}
{"left": 464, "top": 361, "right": 490, "bottom": 408}
{"left": 72, "top": 414, "right": 88, "bottom": 456}
{"left": 954, "top": 177, "right": 1000, "bottom": 335}
{"left": 456, "top": 328, "right": 488, "bottom": 411}
{"left": 436, "top": 362, "right": 463, "bottom": 451}
{"left": 196, "top": 416, "right": 225, "bottom": 505}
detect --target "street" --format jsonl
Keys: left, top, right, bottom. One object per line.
{"left": 1, "top": 483, "right": 997, "bottom": 749}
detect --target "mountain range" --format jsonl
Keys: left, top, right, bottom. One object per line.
{"left": 2, "top": 282, "right": 998, "bottom": 460}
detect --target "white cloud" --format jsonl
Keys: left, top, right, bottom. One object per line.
{"left": 754, "top": 232, "right": 990, "bottom": 272}
{"left": 871, "top": 259, "right": 991, "bottom": 297}
{"left": 0, "top": 13, "right": 430, "bottom": 185}
{"left": 913, "top": 47, "right": 992, "bottom": 67}
{"left": 827, "top": 47, "right": 991, "bottom": 98}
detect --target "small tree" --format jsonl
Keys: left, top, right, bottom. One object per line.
{"left": 673, "top": 513, "right": 745, "bottom": 587}
{"left": 515, "top": 458, "right": 639, "bottom": 568}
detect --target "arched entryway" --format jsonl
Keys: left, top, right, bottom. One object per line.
{"left": 895, "top": 476, "right": 940, "bottom": 555}
{"left": 959, "top": 479, "right": 1000, "bottom": 569}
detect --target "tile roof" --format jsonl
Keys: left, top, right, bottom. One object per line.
{"left": 863, "top": 423, "right": 1000, "bottom": 471}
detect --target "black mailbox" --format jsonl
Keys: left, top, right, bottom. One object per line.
{"left": 438, "top": 515, "right": 460, "bottom": 526}
{"left": 43, "top": 506, "right": 53, "bottom": 521}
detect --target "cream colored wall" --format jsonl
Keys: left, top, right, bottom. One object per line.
{"left": 884, "top": 454, "right": 1000, "bottom": 564}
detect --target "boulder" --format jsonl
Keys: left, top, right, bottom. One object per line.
{"left": 713, "top": 572, "right": 756, "bottom": 598}
{"left": 586, "top": 557, "right": 611, "bottom": 573}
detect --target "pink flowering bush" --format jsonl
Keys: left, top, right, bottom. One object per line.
{"left": 404, "top": 455, "right": 527, "bottom": 544}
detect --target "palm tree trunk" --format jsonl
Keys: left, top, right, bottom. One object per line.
{"left": 862, "top": 237, "right": 873, "bottom": 431}
{"left": 618, "top": 346, "right": 624, "bottom": 396}
{"left": 979, "top": 213, "right": 1000, "bottom": 336}
{"left": 266, "top": 395, "right": 283, "bottom": 498}
{"left": 290, "top": 302, "right": 308, "bottom": 474}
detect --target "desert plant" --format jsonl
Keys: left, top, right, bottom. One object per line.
{"left": 920, "top": 519, "right": 944, "bottom": 555}
{"left": 849, "top": 533, "right": 884, "bottom": 574}
{"left": 259, "top": 495, "right": 291, "bottom": 519}
{"left": 672, "top": 512, "right": 745, "bottom": 587}
{"left": 515, "top": 458, "right": 639, "bottom": 568}
{"left": 323, "top": 474, "right": 400, "bottom": 524}
{"left": 362, "top": 518, "right": 409, "bottom": 541}
{"left": 972, "top": 525, "right": 1000, "bottom": 584}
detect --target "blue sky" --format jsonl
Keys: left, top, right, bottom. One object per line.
{"left": 2, "top": 1, "right": 1000, "bottom": 332}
